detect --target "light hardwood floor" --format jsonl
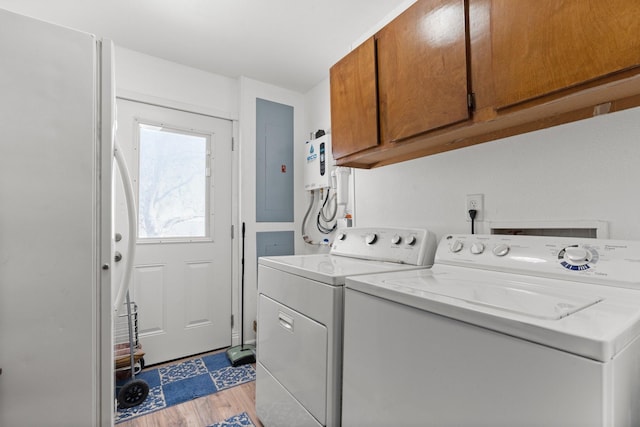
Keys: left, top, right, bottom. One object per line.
{"left": 118, "top": 350, "right": 264, "bottom": 427}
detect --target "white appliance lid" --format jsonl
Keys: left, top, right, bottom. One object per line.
{"left": 259, "top": 254, "right": 426, "bottom": 285}
{"left": 346, "top": 265, "right": 640, "bottom": 362}
{"left": 398, "top": 274, "right": 603, "bottom": 320}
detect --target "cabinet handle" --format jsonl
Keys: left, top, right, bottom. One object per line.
{"left": 278, "top": 312, "right": 294, "bottom": 332}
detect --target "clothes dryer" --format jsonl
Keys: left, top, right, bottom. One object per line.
{"left": 256, "top": 227, "right": 437, "bottom": 427}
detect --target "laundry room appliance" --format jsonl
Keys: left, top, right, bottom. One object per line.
{"left": 0, "top": 8, "right": 120, "bottom": 426}
{"left": 304, "top": 134, "right": 332, "bottom": 191}
{"left": 342, "top": 234, "right": 640, "bottom": 427}
{"left": 256, "top": 227, "right": 438, "bottom": 427}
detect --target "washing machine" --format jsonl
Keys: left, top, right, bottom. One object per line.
{"left": 256, "top": 227, "right": 438, "bottom": 427}
{"left": 342, "top": 233, "right": 640, "bottom": 427}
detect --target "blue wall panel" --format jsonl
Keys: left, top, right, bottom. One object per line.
{"left": 256, "top": 231, "right": 295, "bottom": 262}
{"left": 256, "top": 98, "right": 294, "bottom": 222}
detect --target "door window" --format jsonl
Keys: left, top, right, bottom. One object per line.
{"left": 137, "top": 123, "right": 210, "bottom": 240}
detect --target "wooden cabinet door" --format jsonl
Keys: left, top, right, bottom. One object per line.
{"left": 330, "top": 37, "right": 378, "bottom": 159}
{"left": 490, "top": 0, "right": 640, "bottom": 110}
{"left": 377, "top": 0, "right": 470, "bottom": 144}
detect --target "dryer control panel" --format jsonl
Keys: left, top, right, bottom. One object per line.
{"left": 436, "top": 234, "right": 640, "bottom": 288}
{"left": 331, "top": 227, "right": 438, "bottom": 266}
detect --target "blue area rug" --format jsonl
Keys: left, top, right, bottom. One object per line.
{"left": 207, "top": 412, "right": 255, "bottom": 427}
{"left": 116, "top": 352, "right": 255, "bottom": 423}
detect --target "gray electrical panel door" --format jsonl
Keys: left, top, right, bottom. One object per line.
{"left": 256, "top": 231, "right": 295, "bottom": 261}
{"left": 256, "top": 98, "right": 294, "bottom": 222}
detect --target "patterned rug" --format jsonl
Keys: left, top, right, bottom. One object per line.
{"left": 207, "top": 412, "right": 255, "bottom": 427}
{"left": 116, "top": 352, "right": 256, "bottom": 423}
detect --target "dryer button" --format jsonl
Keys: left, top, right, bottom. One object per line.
{"left": 470, "top": 242, "right": 485, "bottom": 254}
{"left": 450, "top": 240, "right": 464, "bottom": 253}
{"left": 493, "top": 244, "right": 510, "bottom": 257}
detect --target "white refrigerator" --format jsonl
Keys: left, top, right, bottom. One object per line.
{"left": 0, "top": 9, "right": 122, "bottom": 426}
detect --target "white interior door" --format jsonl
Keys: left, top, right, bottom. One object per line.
{"left": 115, "top": 99, "right": 233, "bottom": 365}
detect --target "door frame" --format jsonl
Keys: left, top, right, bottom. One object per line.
{"left": 115, "top": 90, "right": 242, "bottom": 348}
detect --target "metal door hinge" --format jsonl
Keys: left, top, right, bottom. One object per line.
{"left": 467, "top": 93, "right": 476, "bottom": 111}
{"left": 231, "top": 224, "right": 234, "bottom": 239}
{"left": 231, "top": 314, "right": 235, "bottom": 328}
{"left": 231, "top": 137, "right": 235, "bottom": 151}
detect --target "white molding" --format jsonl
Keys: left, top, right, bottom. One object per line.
{"left": 99, "top": 38, "right": 116, "bottom": 427}
{"left": 116, "top": 88, "right": 239, "bottom": 121}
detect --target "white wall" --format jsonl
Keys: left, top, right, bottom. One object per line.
{"left": 303, "top": 76, "right": 640, "bottom": 241}
{"left": 353, "top": 108, "right": 640, "bottom": 241}
{"left": 115, "top": 46, "right": 239, "bottom": 119}
{"left": 239, "top": 76, "right": 307, "bottom": 343}
{"left": 305, "top": 78, "right": 331, "bottom": 133}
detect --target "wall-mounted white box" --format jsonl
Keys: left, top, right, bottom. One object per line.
{"left": 304, "top": 134, "right": 333, "bottom": 191}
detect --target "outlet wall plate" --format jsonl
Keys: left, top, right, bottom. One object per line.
{"left": 466, "top": 194, "right": 484, "bottom": 221}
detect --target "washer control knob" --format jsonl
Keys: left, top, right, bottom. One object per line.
{"left": 450, "top": 240, "right": 464, "bottom": 253}
{"left": 365, "top": 233, "right": 378, "bottom": 245}
{"left": 493, "top": 244, "right": 510, "bottom": 257}
{"left": 564, "top": 247, "right": 590, "bottom": 264}
{"left": 391, "top": 235, "right": 402, "bottom": 245}
{"left": 470, "top": 242, "right": 485, "bottom": 254}
{"left": 406, "top": 235, "right": 417, "bottom": 246}
{"left": 337, "top": 232, "right": 346, "bottom": 241}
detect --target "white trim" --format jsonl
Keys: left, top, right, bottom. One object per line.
{"left": 99, "top": 38, "right": 115, "bottom": 427}
{"left": 231, "top": 119, "right": 241, "bottom": 347}
{"left": 117, "top": 88, "right": 239, "bottom": 121}
{"left": 136, "top": 238, "right": 214, "bottom": 244}
{"left": 134, "top": 117, "right": 213, "bottom": 242}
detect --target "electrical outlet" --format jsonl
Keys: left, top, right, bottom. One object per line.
{"left": 466, "top": 194, "right": 483, "bottom": 222}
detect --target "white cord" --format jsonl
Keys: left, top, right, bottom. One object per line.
{"left": 301, "top": 190, "right": 316, "bottom": 244}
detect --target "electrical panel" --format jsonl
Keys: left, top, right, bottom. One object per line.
{"left": 256, "top": 98, "right": 293, "bottom": 222}
{"left": 304, "top": 134, "right": 332, "bottom": 191}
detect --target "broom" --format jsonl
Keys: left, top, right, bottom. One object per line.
{"left": 226, "top": 222, "right": 256, "bottom": 366}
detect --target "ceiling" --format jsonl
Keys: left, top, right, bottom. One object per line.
{"left": 0, "top": 0, "right": 411, "bottom": 92}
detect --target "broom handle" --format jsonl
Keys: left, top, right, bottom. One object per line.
{"left": 240, "top": 222, "right": 246, "bottom": 349}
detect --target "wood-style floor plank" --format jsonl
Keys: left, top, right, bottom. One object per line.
{"left": 117, "top": 350, "right": 263, "bottom": 427}
{"left": 118, "top": 382, "right": 263, "bottom": 427}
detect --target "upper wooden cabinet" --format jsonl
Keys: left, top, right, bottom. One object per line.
{"left": 330, "top": 0, "right": 470, "bottom": 161}
{"left": 488, "top": 0, "right": 640, "bottom": 111}
{"left": 330, "top": 0, "right": 640, "bottom": 168}
{"left": 377, "top": 0, "right": 469, "bottom": 144}
{"left": 329, "top": 37, "right": 378, "bottom": 159}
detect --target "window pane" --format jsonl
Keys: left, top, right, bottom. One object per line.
{"left": 138, "top": 125, "right": 208, "bottom": 238}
